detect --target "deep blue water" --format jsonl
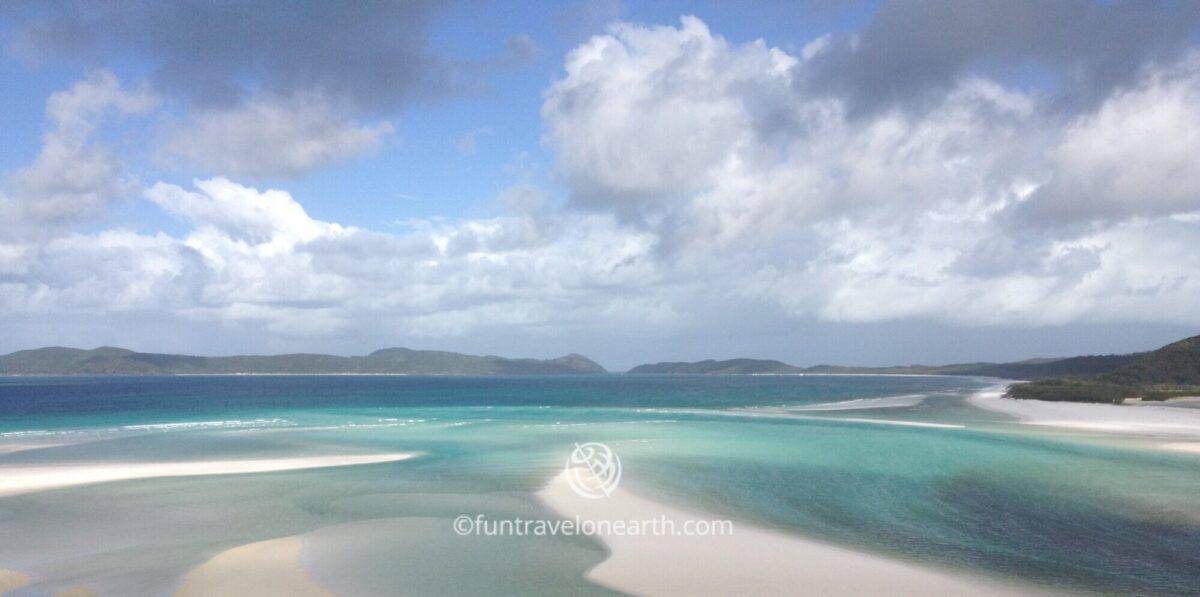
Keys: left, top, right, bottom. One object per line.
{"left": 0, "top": 374, "right": 978, "bottom": 422}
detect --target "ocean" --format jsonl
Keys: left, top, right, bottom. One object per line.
{"left": 2, "top": 374, "right": 1199, "bottom": 595}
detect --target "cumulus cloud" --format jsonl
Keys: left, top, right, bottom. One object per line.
{"left": 1012, "top": 57, "right": 1200, "bottom": 224}
{"left": 543, "top": 18, "right": 1035, "bottom": 240}
{"left": 3, "top": 12, "right": 1200, "bottom": 362}
{"left": 164, "top": 95, "right": 393, "bottom": 179}
{"left": 543, "top": 16, "right": 797, "bottom": 218}
{"left": 2, "top": 176, "right": 660, "bottom": 344}
{"left": 1, "top": 1, "right": 489, "bottom": 177}
{"left": 1, "top": 70, "right": 156, "bottom": 237}
{"left": 541, "top": 16, "right": 1200, "bottom": 328}
{"left": 146, "top": 177, "right": 345, "bottom": 244}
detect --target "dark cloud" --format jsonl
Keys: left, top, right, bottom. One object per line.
{"left": 802, "top": 0, "right": 1200, "bottom": 116}
{"left": 3, "top": 0, "right": 461, "bottom": 113}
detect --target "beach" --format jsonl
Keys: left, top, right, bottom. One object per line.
{"left": 0, "top": 570, "right": 30, "bottom": 594}
{"left": 0, "top": 442, "right": 63, "bottom": 454}
{"left": 538, "top": 468, "right": 1034, "bottom": 596}
{"left": 174, "top": 536, "right": 332, "bottom": 597}
{"left": 0, "top": 453, "right": 415, "bottom": 497}
{"left": 970, "top": 387, "right": 1200, "bottom": 438}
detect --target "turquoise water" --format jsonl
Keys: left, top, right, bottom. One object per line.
{"left": 2, "top": 375, "right": 1200, "bottom": 595}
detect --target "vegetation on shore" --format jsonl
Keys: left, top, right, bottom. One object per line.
{"left": 1004, "top": 335, "right": 1200, "bottom": 404}
{"left": 627, "top": 334, "right": 1199, "bottom": 405}
{"left": 1004, "top": 379, "right": 1136, "bottom": 404}
{"left": 629, "top": 353, "right": 1145, "bottom": 379}
{"left": 4, "top": 334, "right": 1196, "bottom": 405}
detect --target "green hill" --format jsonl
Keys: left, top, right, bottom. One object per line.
{"left": 1006, "top": 335, "right": 1200, "bottom": 403}
{"left": 1100, "top": 335, "right": 1200, "bottom": 386}
{"left": 629, "top": 354, "right": 1142, "bottom": 379}
{"left": 0, "top": 347, "right": 606, "bottom": 376}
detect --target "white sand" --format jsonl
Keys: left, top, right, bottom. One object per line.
{"left": 0, "top": 569, "right": 30, "bottom": 594}
{"left": 0, "top": 442, "right": 65, "bottom": 454}
{"left": 729, "top": 408, "right": 966, "bottom": 429}
{"left": 970, "top": 388, "right": 1200, "bottom": 437}
{"left": 539, "top": 468, "right": 1033, "bottom": 596}
{"left": 811, "top": 416, "right": 964, "bottom": 429}
{"left": 0, "top": 453, "right": 414, "bottom": 497}
{"left": 1161, "top": 442, "right": 1200, "bottom": 454}
{"left": 174, "top": 536, "right": 331, "bottom": 597}
{"left": 50, "top": 586, "right": 95, "bottom": 597}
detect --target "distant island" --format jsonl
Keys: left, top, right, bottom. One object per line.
{"left": 4, "top": 335, "right": 1197, "bottom": 403}
{"left": 627, "top": 335, "right": 1200, "bottom": 405}
{"left": 626, "top": 354, "right": 1144, "bottom": 379}
{"left": 0, "top": 347, "right": 606, "bottom": 376}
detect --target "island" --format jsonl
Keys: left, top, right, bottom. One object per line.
{"left": 627, "top": 334, "right": 1200, "bottom": 405}
{"left": 0, "top": 347, "right": 607, "bottom": 376}
{"left": 626, "top": 352, "right": 1147, "bottom": 380}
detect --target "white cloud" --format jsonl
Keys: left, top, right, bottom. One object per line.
{"left": 2, "top": 177, "right": 662, "bottom": 343}
{"left": 0, "top": 228, "right": 201, "bottom": 315}
{"left": 3, "top": 18, "right": 1200, "bottom": 360}
{"left": 1, "top": 70, "right": 157, "bottom": 236}
{"left": 1017, "top": 56, "right": 1200, "bottom": 223}
{"left": 541, "top": 17, "right": 1200, "bottom": 328}
{"left": 542, "top": 16, "right": 796, "bottom": 217}
{"left": 164, "top": 94, "right": 393, "bottom": 178}
{"left": 146, "top": 177, "right": 344, "bottom": 245}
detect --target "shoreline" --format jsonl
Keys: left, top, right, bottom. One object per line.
{"left": 538, "top": 468, "right": 1033, "bottom": 596}
{"left": 0, "top": 441, "right": 66, "bottom": 454}
{"left": 174, "top": 535, "right": 332, "bottom": 597}
{"left": 970, "top": 388, "right": 1200, "bottom": 446}
{"left": 0, "top": 570, "right": 29, "bottom": 594}
{"left": 0, "top": 452, "right": 415, "bottom": 497}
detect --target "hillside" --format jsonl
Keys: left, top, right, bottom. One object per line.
{"left": 1100, "top": 336, "right": 1200, "bottom": 385}
{"left": 628, "top": 359, "right": 804, "bottom": 375}
{"left": 0, "top": 347, "right": 607, "bottom": 376}
{"left": 1007, "top": 335, "right": 1200, "bottom": 403}
{"left": 962, "top": 354, "right": 1145, "bottom": 380}
{"left": 629, "top": 354, "right": 1143, "bottom": 379}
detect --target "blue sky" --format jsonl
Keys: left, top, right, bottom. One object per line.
{"left": 1, "top": 1, "right": 880, "bottom": 224}
{"left": 2, "top": 1, "right": 1199, "bottom": 369}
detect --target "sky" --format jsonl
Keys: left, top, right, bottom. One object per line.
{"left": 1, "top": 0, "right": 1199, "bottom": 371}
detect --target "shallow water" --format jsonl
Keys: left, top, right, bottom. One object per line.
{"left": 1, "top": 375, "right": 1198, "bottom": 595}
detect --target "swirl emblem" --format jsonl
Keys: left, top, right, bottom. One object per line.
{"left": 565, "top": 442, "right": 622, "bottom": 499}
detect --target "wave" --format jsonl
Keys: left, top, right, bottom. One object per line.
{"left": 741, "top": 410, "right": 965, "bottom": 429}
{"left": 637, "top": 405, "right": 965, "bottom": 430}
{"left": 122, "top": 418, "right": 294, "bottom": 431}
{"left": 779, "top": 394, "right": 929, "bottom": 412}
{"left": 520, "top": 419, "right": 678, "bottom": 429}
{"left": 812, "top": 416, "right": 964, "bottom": 429}
{"left": 1, "top": 418, "right": 296, "bottom": 439}
{"left": 0, "top": 429, "right": 74, "bottom": 438}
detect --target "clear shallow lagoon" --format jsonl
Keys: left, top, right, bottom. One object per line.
{"left": 2, "top": 375, "right": 1200, "bottom": 595}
